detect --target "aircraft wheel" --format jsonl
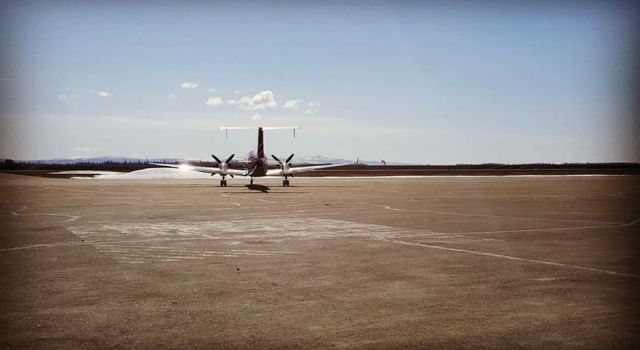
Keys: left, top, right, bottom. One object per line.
{"left": 250, "top": 178, "right": 254, "bottom": 185}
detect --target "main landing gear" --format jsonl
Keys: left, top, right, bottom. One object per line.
{"left": 282, "top": 177, "right": 290, "bottom": 187}
{"left": 250, "top": 178, "right": 254, "bottom": 185}
{"left": 218, "top": 175, "right": 229, "bottom": 187}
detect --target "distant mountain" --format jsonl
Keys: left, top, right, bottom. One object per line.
{"left": 296, "top": 155, "right": 407, "bottom": 165}
{"left": 16, "top": 156, "right": 182, "bottom": 165}
{"left": 294, "top": 155, "right": 352, "bottom": 164}
{"left": 11, "top": 155, "right": 407, "bottom": 165}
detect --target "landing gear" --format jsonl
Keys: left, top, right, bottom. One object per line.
{"left": 219, "top": 179, "right": 227, "bottom": 187}
{"left": 282, "top": 178, "right": 290, "bottom": 187}
{"left": 250, "top": 178, "right": 254, "bottom": 185}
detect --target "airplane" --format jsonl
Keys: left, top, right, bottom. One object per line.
{"left": 153, "top": 126, "right": 346, "bottom": 187}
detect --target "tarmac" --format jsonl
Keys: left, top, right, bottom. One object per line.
{"left": 1, "top": 173, "right": 639, "bottom": 349}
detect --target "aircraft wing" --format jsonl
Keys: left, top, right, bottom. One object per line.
{"left": 266, "top": 163, "right": 348, "bottom": 176}
{"left": 151, "top": 163, "right": 247, "bottom": 176}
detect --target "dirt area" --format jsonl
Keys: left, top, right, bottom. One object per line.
{"left": 1, "top": 173, "right": 639, "bottom": 349}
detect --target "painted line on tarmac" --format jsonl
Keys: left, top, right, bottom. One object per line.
{"left": 11, "top": 212, "right": 80, "bottom": 222}
{"left": 44, "top": 186, "right": 128, "bottom": 194}
{"left": 10, "top": 205, "right": 28, "bottom": 215}
{"left": 368, "top": 204, "right": 619, "bottom": 225}
{"left": 384, "top": 239, "right": 639, "bottom": 279}
{"left": 10, "top": 205, "right": 80, "bottom": 222}
{"left": 0, "top": 242, "right": 83, "bottom": 251}
{"left": 450, "top": 217, "right": 640, "bottom": 235}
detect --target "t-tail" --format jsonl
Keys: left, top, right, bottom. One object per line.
{"left": 219, "top": 126, "right": 300, "bottom": 160}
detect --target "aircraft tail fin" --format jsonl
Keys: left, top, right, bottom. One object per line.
{"left": 257, "top": 127, "right": 265, "bottom": 158}
{"left": 219, "top": 127, "right": 300, "bottom": 159}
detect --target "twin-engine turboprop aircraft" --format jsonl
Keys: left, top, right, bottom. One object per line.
{"left": 154, "top": 127, "right": 345, "bottom": 187}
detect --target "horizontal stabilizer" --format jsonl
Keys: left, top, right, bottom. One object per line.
{"left": 219, "top": 126, "right": 300, "bottom": 130}
{"left": 220, "top": 126, "right": 300, "bottom": 138}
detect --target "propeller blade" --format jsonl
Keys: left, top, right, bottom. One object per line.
{"left": 286, "top": 153, "right": 294, "bottom": 163}
{"left": 225, "top": 154, "right": 235, "bottom": 163}
{"left": 229, "top": 174, "right": 234, "bottom": 178}
{"left": 271, "top": 154, "right": 281, "bottom": 162}
{"left": 211, "top": 154, "right": 221, "bottom": 164}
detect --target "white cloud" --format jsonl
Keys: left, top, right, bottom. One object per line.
{"left": 237, "top": 90, "right": 277, "bottom": 110}
{"left": 167, "top": 94, "right": 177, "bottom": 101}
{"left": 227, "top": 99, "right": 237, "bottom": 105}
{"left": 208, "top": 88, "right": 216, "bottom": 92}
{"left": 251, "top": 113, "right": 263, "bottom": 121}
{"left": 282, "top": 99, "right": 301, "bottom": 110}
{"left": 97, "top": 91, "right": 112, "bottom": 97}
{"left": 304, "top": 101, "right": 320, "bottom": 114}
{"left": 206, "top": 97, "right": 224, "bottom": 106}
{"left": 180, "top": 82, "right": 198, "bottom": 89}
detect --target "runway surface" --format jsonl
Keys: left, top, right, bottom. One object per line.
{"left": 1, "top": 173, "right": 639, "bottom": 348}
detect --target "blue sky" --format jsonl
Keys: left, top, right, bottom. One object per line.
{"left": 1, "top": 1, "right": 637, "bottom": 163}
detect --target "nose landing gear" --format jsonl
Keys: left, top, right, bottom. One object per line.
{"left": 282, "top": 177, "right": 290, "bottom": 187}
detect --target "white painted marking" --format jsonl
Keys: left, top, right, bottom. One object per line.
{"left": 454, "top": 217, "right": 640, "bottom": 235}
{"left": 9, "top": 205, "right": 81, "bottom": 223}
{"left": 10, "top": 205, "right": 28, "bottom": 215}
{"left": 0, "top": 242, "right": 83, "bottom": 251}
{"left": 383, "top": 239, "right": 639, "bottom": 278}
{"left": 532, "top": 277, "right": 560, "bottom": 282}
{"left": 9, "top": 215, "right": 634, "bottom": 277}
{"left": 65, "top": 215, "right": 80, "bottom": 222}
{"left": 368, "top": 204, "right": 619, "bottom": 225}
{"left": 67, "top": 219, "right": 404, "bottom": 263}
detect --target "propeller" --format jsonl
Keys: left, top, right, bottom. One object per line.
{"left": 212, "top": 154, "right": 235, "bottom": 178}
{"left": 272, "top": 154, "right": 294, "bottom": 171}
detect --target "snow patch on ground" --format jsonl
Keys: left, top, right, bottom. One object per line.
{"left": 51, "top": 170, "right": 125, "bottom": 175}
{"left": 91, "top": 168, "right": 213, "bottom": 179}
